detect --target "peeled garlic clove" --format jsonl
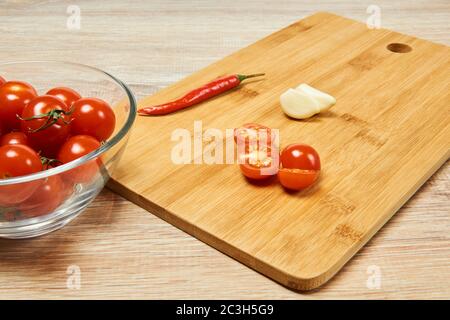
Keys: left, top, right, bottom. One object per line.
{"left": 296, "top": 83, "right": 336, "bottom": 111}
{"left": 280, "top": 88, "right": 320, "bottom": 119}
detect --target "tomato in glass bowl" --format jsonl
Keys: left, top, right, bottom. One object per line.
{"left": 0, "top": 61, "right": 136, "bottom": 238}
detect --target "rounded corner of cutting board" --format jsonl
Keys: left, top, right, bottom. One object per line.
{"left": 272, "top": 266, "right": 334, "bottom": 292}
{"left": 267, "top": 256, "right": 343, "bottom": 291}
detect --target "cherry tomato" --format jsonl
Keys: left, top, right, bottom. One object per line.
{"left": 71, "top": 98, "right": 116, "bottom": 141}
{"left": 0, "top": 81, "right": 37, "bottom": 131}
{"left": 0, "top": 144, "right": 42, "bottom": 205}
{"left": 278, "top": 144, "right": 321, "bottom": 190}
{"left": 0, "top": 144, "right": 42, "bottom": 178}
{"left": 234, "top": 123, "right": 274, "bottom": 150}
{"left": 239, "top": 146, "right": 279, "bottom": 180}
{"left": 20, "top": 95, "right": 71, "bottom": 156}
{"left": 279, "top": 144, "right": 321, "bottom": 171}
{"left": 0, "top": 131, "right": 29, "bottom": 146}
{"left": 46, "top": 87, "right": 82, "bottom": 108}
{"left": 58, "top": 135, "right": 102, "bottom": 184}
{"left": 19, "top": 175, "right": 65, "bottom": 218}
{"left": 0, "top": 75, "right": 5, "bottom": 86}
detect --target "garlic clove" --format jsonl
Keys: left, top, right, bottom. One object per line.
{"left": 296, "top": 84, "right": 336, "bottom": 111}
{"left": 280, "top": 88, "right": 320, "bottom": 119}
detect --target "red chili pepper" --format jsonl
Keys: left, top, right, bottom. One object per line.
{"left": 138, "top": 73, "right": 265, "bottom": 116}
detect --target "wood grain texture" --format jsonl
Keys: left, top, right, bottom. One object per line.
{"left": 109, "top": 12, "right": 450, "bottom": 290}
{"left": 0, "top": 0, "right": 449, "bottom": 299}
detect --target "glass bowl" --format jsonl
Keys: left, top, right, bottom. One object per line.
{"left": 0, "top": 61, "right": 136, "bottom": 239}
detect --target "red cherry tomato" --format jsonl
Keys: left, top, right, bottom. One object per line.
{"left": 239, "top": 146, "right": 279, "bottom": 180}
{"left": 71, "top": 98, "right": 116, "bottom": 141}
{"left": 0, "top": 75, "right": 6, "bottom": 86}
{"left": 0, "top": 131, "right": 29, "bottom": 146}
{"left": 0, "top": 144, "right": 42, "bottom": 205}
{"left": 58, "top": 135, "right": 102, "bottom": 183}
{"left": 0, "top": 144, "right": 42, "bottom": 178}
{"left": 46, "top": 87, "right": 81, "bottom": 108}
{"left": 0, "top": 81, "right": 37, "bottom": 131}
{"left": 279, "top": 144, "right": 321, "bottom": 171}
{"left": 278, "top": 144, "right": 321, "bottom": 190}
{"left": 19, "top": 175, "right": 66, "bottom": 218}
{"left": 20, "top": 95, "right": 71, "bottom": 156}
{"left": 234, "top": 123, "right": 273, "bottom": 150}
{"left": 58, "top": 135, "right": 101, "bottom": 162}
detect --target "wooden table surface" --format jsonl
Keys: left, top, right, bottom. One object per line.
{"left": 0, "top": 0, "right": 448, "bottom": 299}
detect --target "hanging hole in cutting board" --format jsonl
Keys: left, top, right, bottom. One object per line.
{"left": 386, "top": 43, "right": 412, "bottom": 53}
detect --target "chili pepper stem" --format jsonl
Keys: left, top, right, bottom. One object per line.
{"left": 237, "top": 73, "right": 265, "bottom": 82}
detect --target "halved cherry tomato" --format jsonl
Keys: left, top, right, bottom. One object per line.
{"left": 46, "top": 87, "right": 82, "bottom": 108}
{"left": 0, "top": 144, "right": 42, "bottom": 205}
{"left": 278, "top": 168, "right": 319, "bottom": 190}
{"left": 0, "top": 131, "right": 29, "bottom": 146}
{"left": 71, "top": 97, "right": 116, "bottom": 141}
{"left": 20, "top": 95, "right": 71, "bottom": 156}
{"left": 234, "top": 123, "right": 273, "bottom": 150}
{"left": 0, "top": 81, "right": 37, "bottom": 131}
{"left": 278, "top": 144, "right": 321, "bottom": 190}
{"left": 19, "top": 175, "right": 66, "bottom": 218}
{"left": 58, "top": 135, "right": 102, "bottom": 184}
{"left": 239, "top": 146, "right": 279, "bottom": 180}
{"left": 0, "top": 75, "right": 6, "bottom": 86}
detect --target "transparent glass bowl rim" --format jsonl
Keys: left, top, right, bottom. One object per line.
{"left": 0, "top": 60, "right": 137, "bottom": 186}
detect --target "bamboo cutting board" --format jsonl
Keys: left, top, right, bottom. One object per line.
{"left": 109, "top": 12, "right": 450, "bottom": 290}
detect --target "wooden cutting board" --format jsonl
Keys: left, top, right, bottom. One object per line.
{"left": 109, "top": 12, "right": 450, "bottom": 290}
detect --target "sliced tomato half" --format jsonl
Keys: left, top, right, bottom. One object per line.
{"left": 234, "top": 123, "right": 275, "bottom": 151}
{"left": 278, "top": 168, "right": 320, "bottom": 190}
{"left": 239, "top": 146, "right": 279, "bottom": 180}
